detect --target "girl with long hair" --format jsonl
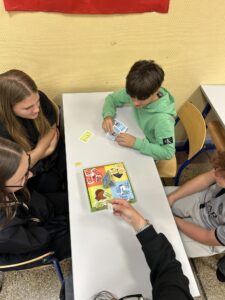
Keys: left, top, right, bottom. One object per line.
{"left": 0, "top": 137, "right": 70, "bottom": 263}
{"left": 0, "top": 69, "right": 67, "bottom": 193}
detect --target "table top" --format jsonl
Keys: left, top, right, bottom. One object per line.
{"left": 201, "top": 84, "right": 225, "bottom": 126}
{"left": 63, "top": 92, "right": 199, "bottom": 300}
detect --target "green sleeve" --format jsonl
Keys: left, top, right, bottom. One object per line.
{"left": 133, "top": 117, "right": 175, "bottom": 160}
{"left": 102, "top": 89, "right": 131, "bottom": 119}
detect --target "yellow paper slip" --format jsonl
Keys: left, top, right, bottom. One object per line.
{"left": 79, "top": 130, "right": 93, "bottom": 143}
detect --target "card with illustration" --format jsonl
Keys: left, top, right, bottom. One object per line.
{"left": 83, "top": 162, "right": 135, "bottom": 212}
{"left": 102, "top": 171, "right": 112, "bottom": 188}
{"left": 106, "top": 119, "right": 128, "bottom": 141}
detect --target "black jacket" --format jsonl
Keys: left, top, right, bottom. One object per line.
{"left": 0, "top": 190, "right": 70, "bottom": 264}
{"left": 137, "top": 225, "right": 193, "bottom": 300}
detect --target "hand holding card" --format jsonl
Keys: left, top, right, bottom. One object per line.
{"left": 106, "top": 119, "right": 128, "bottom": 141}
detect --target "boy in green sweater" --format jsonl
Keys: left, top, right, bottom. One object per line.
{"left": 102, "top": 60, "right": 176, "bottom": 160}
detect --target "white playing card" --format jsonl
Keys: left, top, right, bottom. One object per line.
{"left": 106, "top": 119, "right": 128, "bottom": 141}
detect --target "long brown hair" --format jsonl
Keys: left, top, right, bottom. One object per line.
{"left": 0, "top": 69, "right": 52, "bottom": 151}
{"left": 0, "top": 137, "right": 29, "bottom": 229}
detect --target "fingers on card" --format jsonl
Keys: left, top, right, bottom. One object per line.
{"left": 106, "top": 119, "right": 128, "bottom": 141}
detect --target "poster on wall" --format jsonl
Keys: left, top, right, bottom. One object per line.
{"left": 3, "top": 0, "right": 170, "bottom": 14}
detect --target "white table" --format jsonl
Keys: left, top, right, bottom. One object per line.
{"left": 63, "top": 92, "right": 199, "bottom": 300}
{"left": 201, "top": 84, "right": 225, "bottom": 127}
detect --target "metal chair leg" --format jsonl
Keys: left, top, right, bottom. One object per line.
{"left": 175, "top": 160, "right": 190, "bottom": 186}
{"left": 0, "top": 271, "right": 4, "bottom": 291}
{"left": 50, "top": 257, "right": 64, "bottom": 285}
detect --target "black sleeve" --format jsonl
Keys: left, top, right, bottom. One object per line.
{"left": 136, "top": 225, "right": 193, "bottom": 300}
{"left": 0, "top": 219, "right": 50, "bottom": 254}
{"left": 39, "top": 90, "right": 57, "bottom": 126}
{"left": 0, "top": 191, "right": 54, "bottom": 255}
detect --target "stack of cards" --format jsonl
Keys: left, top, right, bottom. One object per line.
{"left": 106, "top": 119, "right": 128, "bottom": 141}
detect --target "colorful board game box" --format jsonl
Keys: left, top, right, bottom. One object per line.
{"left": 83, "top": 162, "right": 135, "bottom": 212}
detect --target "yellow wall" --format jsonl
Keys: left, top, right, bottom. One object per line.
{"left": 0, "top": 0, "right": 225, "bottom": 109}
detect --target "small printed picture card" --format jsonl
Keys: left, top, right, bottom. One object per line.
{"left": 106, "top": 119, "right": 128, "bottom": 141}
{"left": 102, "top": 171, "right": 112, "bottom": 188}
{"left": 79, "top": 130, "right": 93, "bottom": 143}
{"left": 107, "top": 203, "right": 114, "bottom": 213}
{"left": 114, "top": 119, "right": 128, "bottom": 133}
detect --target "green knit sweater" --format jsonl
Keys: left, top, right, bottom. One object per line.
{"left": 102, "top": 87, "right": 176, "bottom": 160}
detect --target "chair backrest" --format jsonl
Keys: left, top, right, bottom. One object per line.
{"left": 155, "top": 155, "right": 177, "bottom": 178}
{"left": 178, "top": 102, "right": 206, "bottom": 160}
{"left": 0, "top": 251, "right": 55, "bottom": 270}
{"left": 48, "top": 98, "right": 64, "bottom": 138}
{"left": 48, "top": 98, "right": 60, "bottom": 126}
{"left": 207, "top": 120, "right": 225, "bottom": 152}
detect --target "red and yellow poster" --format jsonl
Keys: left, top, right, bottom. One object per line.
{"left": 3, "top": 0, "right": 170, "bottom": 14}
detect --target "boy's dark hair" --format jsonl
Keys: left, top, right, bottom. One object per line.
{"left": 126, "top": 60, "right": 164, "bottom": 100}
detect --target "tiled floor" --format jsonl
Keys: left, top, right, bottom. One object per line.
{"left": 1, "top": 150, "right": 225, "bottom": 299}
{"left": 0, "top": 258, "right": 72, "bottom": 300}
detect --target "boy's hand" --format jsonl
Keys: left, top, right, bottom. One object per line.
{"left": 112, "top": 199, "right": 148, "bottom": 232}
{"left": 102, "top": 116, "right": 114, "bottom": 134}
{"left": 116, "top": 133, "right": 136, "bottom": 148}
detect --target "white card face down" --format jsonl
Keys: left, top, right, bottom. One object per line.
{"left": 106, "top": 119, "right": 128, "bottom": 141}
{"left": 107, "top": 203, "right": 113, "bottom": 213}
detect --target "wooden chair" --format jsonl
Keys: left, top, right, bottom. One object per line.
{"left": 156, "top": 101, "right": 207, "bottom": 185}
{"left": 207, "top": 120, "right": 225, "bottom": 152}
{"left": 48, "top": 98, "right": 60, "bottom": 126}
{"left": 156, "top": 155, "right": 177, "bottom": 178}
{"left": 175, "top": 101, "right": 207, "bottom": 185}
{"left": 0, "top": 251, "right": 64, "bottom": 285}
{"left": 45, "top": 97, "right": 64, "bottom": 142}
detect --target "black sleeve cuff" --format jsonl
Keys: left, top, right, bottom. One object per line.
{"left": 136, "top": 225, "right": 158, "bottom": 245}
